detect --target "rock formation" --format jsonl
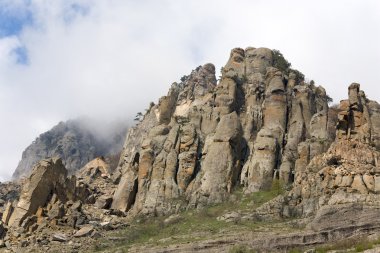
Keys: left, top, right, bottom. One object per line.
{"left": 250, "top": 83, "right": 380, "bottom": 232}
{"left": 280, "top": 84, "right": 380, "bottom": 218}
{"left": 4, "top": 46, "right": 380, "bottom": 252}
{"left": 13, "top": 118, "right": 128, "bottom": 179}
{"left": 6, "top": 158, "right": 80, "bottom": 228}
{"left": 111, "top": 47, "right": 334, "bottom": 216}
{"left": 1, "top": 156, "right": 122, "bottom": 249}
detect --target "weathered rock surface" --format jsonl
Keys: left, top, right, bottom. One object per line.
{"left": 8, "top": 158, "right": 70, "bottom": 227}
{"left": 1, "top": 156, "right": 126, "bottom": 251}
{"left": 73, "top": 225, "right": 94, "bottom": 237}
{"left": 112, "top": 47, "right": 332, "bottom": 216}
{"left": 52, "top": 233, "right": 68, "bottom": 242}
{"left": 255, "top": 84, "right": 380, "bottom": 228}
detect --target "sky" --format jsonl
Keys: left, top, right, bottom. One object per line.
{"left": 0, "top": 0, "right": 379, "bottom": 181}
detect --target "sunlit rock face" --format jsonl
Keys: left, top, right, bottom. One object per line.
{"left": 112, "top": 47, "right": 333, "bottom": 216}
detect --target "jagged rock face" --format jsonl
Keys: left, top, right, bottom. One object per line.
{"left": 336, "top": 83, "right": 380, "bottom": 146}
{"left": 13, "top": 118, "right": 128, "bottom": 179}
{"left": 276, "top": 84, "right": 380, "bottom": 219}
{"left": 3, "top": 156, "right": 117, "bottom": 237}
{"left": 112, "top": 47, "right": 333, "bottom": 216}
{"left": 1, "top": 156, "right": 125, "bottom": 248}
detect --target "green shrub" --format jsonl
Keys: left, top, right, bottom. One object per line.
{"left": 272, "top": 49, "right": 305, "bottom": 83}
{"left": 271, "top": 179, "right": 285, "bottom": 195}
{"left": 289, "top": 68, "right": 305, "bottom": 82}
{"left": 272, "top": 49, "right": 291, "bottom": 72}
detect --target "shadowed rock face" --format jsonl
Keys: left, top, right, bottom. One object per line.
{"left": 111, "top": 47, "right": 334, "bottom": 215}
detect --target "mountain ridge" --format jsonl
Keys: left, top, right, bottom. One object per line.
{"left": 13, "top": 117, "right": 128, "bottom": 179}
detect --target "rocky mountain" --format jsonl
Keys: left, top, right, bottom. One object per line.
{"left": 111, "top": 47, "right": 336, "bottom": 215}
{"left": 13, "top": 118, "right": 128, "bottom": 179}
{"left": 1, "top": 47, "right": 380, "bottom": 252}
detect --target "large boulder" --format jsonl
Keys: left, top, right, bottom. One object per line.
{"left": 7, "top": 158, "right": 73, "bottom": 227}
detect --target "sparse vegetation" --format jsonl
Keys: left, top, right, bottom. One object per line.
{"left": 271, "top": 178, "right": 286, "bottom": 195}
{"left": 288, "top": 236, "right": 380, "bottom": 253}
{"left": 91, "top": 186, "right": 289, "bottom": 252}
{"left": 229, "top": 244, "right": 256, "bottom": 253}
{"left": 290, "top": 69, "right": 305, "bottom": 83}
{"left": 326, "top": 94, "right": 333, "bottom": 104}
{"left": 134, "top": 112, "right": 143, "bottom": 121}
{"left": 272, "top": 49, "right": 291, "bottom": 72}
{"left": 180, "top": 75, "right": 188, "bottom": 82}
{"left": 272, "top": 49, "right": 305, "bottom": 83}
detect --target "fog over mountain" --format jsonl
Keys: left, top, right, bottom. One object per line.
{"left": 12, "top": 117, "right": 129, "bottom": 179}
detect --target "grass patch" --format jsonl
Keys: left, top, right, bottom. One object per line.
{"left": 91, "top": 184, "right": 287, "bottom": 252}
{"left": 228, "top": 244, "right": 256, "bottom": 253}
{"left": 234, "top": 179, "right": 285, "bottom": 211}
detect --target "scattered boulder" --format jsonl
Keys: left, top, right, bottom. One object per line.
{"left": 73, "top": 225, "right": 94, "bottom": 238}
{"left": 52, "top": 233, "right": 68, "bottom": 242}
{"left": 1, "top": 202, "right": 14, "bottom": 225}
{"left": 95, "top": 195, "right": 113, "bottom": 209}
{"left": 217, "top": 211, "right": 241, "bottom": 223}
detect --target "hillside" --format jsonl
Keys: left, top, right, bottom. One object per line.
{"left": 1, "top": 47, "right": 380, "bottom": 252}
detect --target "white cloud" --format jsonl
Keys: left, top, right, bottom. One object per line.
{"left": 0, "top": 0, "right": 380, "bottom": 181}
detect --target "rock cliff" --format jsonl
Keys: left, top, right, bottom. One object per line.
{"left": 111, "top": 47, "right": 336, "bottom": 216}
{"left": 278, "top": 83, "right": 380, "bottom": 223}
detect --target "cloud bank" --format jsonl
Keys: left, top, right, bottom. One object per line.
{"left": 0, "top": 0, "right": 380, "bottom": 180}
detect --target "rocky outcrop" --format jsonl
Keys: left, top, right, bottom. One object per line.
{"left": 13, "top": 118, "right": 128, "bottom": 179}
{"left": 1, "top": 156, "right": 129, "bottom": 250}
{"left": 112, "top": 47, "right": 333, "bottom": 216}
{"left": 7, "top": 158, "right": 77, "bottom": 227}
{"left": 254, "top": 84, "right": 380, "bottom": 223}
{"left": 76, "top": 157, "right": 117, "bottom": 209}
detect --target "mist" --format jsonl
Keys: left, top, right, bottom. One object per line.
{"left": 1, "top": 0, "right": 380, "bottom": 181}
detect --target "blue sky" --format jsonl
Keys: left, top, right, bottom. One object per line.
{"left": 0, "top": 1, "right": 92, "bottom": 64}
{"left": 0, "top": 2, "right": 32, "bottom": 63}
{"left": 0, "top": 0, "right": 380, "bottom": 181}
{"left": 0, "top": 3, "right": 32, "bottom": 37}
